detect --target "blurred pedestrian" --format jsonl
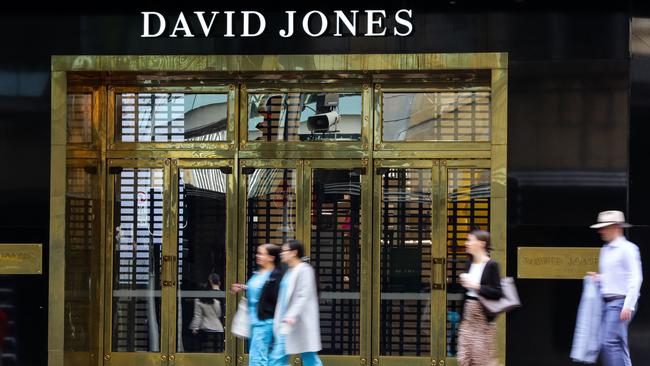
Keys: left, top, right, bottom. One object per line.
{"left": 269, "top": 239, "right": 322, "bottom": 366}
{"left": 588, "top": 210, "right": 643, "bottom": 366}
{"left": 457, "top": 230, "right": 503, "bottom": 366}
{"left": 231, "top": 244, "right": 284, "bottom": 366}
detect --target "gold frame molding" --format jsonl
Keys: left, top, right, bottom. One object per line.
{"left": 50, "top": 53, "right": 508, "bottom": 366}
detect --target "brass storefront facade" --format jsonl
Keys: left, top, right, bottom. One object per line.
{"left": 49, "top": 54, "right": 508, "bottom": 366}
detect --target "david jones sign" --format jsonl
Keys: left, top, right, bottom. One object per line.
{"left": 141, "top": 10, "right": 414, "bottom": 38}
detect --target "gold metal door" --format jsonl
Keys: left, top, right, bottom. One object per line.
{"left": 438, "top": 159, "right": 493, "bottom": 366}
{"left": 236, "top": 159, "right": 300, "bottom": 366}
{"left": 104, "top": 158, "right": 237, "bottom": 366}
{"left": 371, "top": 160, "right": 439, "bottom": 366}
{"left": 169, "top": 159, "right": 237, "bottom": 366}
{"left": 303, "top": 160, "right": 372, "bottom": 366}
{"left": 104, "top": 158, "right": 171, "bottom": 366}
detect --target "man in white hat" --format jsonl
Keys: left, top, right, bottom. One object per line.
{"left": 588, "top": 210, "right": 643, "bottom": 366}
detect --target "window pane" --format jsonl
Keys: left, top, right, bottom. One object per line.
{"left": 311, "top": 169, "right": 362, "bottom": 355}
{"left": 248, "top": 92, "right": 362, "bottom": 142}
{"left": 65, "top": 166, "right": 100, "bottom": 356}
{"left": 380, "top": 168, "right": 432, "bottom": 356}
{"left": 177, "top": 169, "right": 228, "bottom": 353}
{"left": 382, "top": 92, "right": 490, "bottom": 142}
{"left": 67, "top": 94, "right": 93, "bottom": 143}
{"left": 246, "top": 168, "right": 297, "bottom": 278}
{"left": 111, "top": 168, "right": 164, "bottom": 352}
{"left": 116, "top": 93, "right": 228, "bottom": 142}
{"left": 445, "top": 168, "right": 490, "bottom": 357}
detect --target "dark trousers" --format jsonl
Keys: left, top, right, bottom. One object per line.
{"left": 190, "top": 330, "right": 225, "bottom": 353}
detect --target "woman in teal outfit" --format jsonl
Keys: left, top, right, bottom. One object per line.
{"left": 231, "top": 244, "right": 284, "bottom": 366}
{"left": 270, "top": 240, "right": 323, "bottom": 366}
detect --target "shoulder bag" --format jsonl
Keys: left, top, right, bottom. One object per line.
{"left": 477, "top": 277, "right": 521, "bottom": 315}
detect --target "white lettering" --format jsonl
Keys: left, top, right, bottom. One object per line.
{"left": 194, "top": 11, "right": 219, "bottom": 37}
{"left": 393, "top": 9, "right": 413, "bottom": 36}
{"left": 334, "top": 10, "right": 357, "bottom": 36}
{"left": 280, "top": 10, "right": 296, "bottom": 38}
{"left": 302, "top": 10, "right": 328, "bottom": 37}
{"left": 141, "top": 12, "right": 166, "bottom": 38}
{"left": 170, "top": 12, "right": 194, "bottom": 38}
{"left": 242, "top": 11, "right": 266, "bottom": 37}
{"left": 224, "top": 11, "right": 235, "bottom": 37}
{"left": 365, "top": 10, "right": 386, "bottom": 36}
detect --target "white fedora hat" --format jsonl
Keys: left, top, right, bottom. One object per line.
{"left": 590, "top": 210, "right": 632, "bottom": 229}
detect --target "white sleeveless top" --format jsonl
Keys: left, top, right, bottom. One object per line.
{"left": 466, "top": 261, "right": 487, "bottom": 297}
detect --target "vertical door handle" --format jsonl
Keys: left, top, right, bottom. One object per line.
{"left": 432, "top": 258, "right": 446, "bottom": 290}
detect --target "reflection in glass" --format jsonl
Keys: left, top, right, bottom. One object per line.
{"left": 65, "top": 166, "right": 100, "bottom": 357}
{"left": 67, "top": 94, "right": 93, "bottom": 143}
{"left": 382, "top": 92, "right": 490, "bottom": 142}
{"left": 445, "top": 169, "right": 490, "bottom": 357}
{"left": 379, "top": 169, "right": 432, "bottom": 356}
{"left": 246, "top": 168, "right": 297, "bottom": 277}
{"left": 311, "top": 169, "right": 362, "bottom": 355}
{"left": 177, "top": 169, "right": 227, "bottom": 353}
{"left": 247, "top": 92, "right": 362, "bottom": 142}
{"left": 111, "top": 168, "right": 164, "bottom": 352}
{"left": 116, "top": 93, "right": 228, "bottom": 142}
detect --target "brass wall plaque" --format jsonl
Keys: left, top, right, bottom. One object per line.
{"left": 517, "top": 247, "right": 600, "bottom": 279}
{"left": 0, "top": 244, "right": 43, "bottom": 274}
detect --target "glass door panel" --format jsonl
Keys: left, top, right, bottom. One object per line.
{"left": 239, "top": 162, "right": 298, "bottom": 363}
{"left": 379, "top": 168, "right": 432, "bottom": 356}
{"left": 304, "top": 161, "right": 370, "bottom": 366}
{"left": 106, "top": 161, "right": 171, "bottom": 366}
{"left": 443, "top": 167, "right": 491, "bottom": 361}
{"left": 245, "top": 167, "right": 298, "bottom": 278}
{"left": 111, "top": 167, "right": 165, "bottom": 353}
{"left": 176, "top": 168, "right": 228, "bottom": 354}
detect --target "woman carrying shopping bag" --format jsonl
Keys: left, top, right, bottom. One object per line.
{"left": 231, "top": 244, "right": 284, "bottom": 366}
{"left": 269, "top": 239, "right": 323, "bottom": 366}
{"left": 457, "top": 230, "right": 503, "bottom": 366}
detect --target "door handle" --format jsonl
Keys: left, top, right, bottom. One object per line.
{"left": 432, "top": 258, "right": 446, "bottom": 290}
{"left": 161, "top": 255, "right": 177, "bottom": 287}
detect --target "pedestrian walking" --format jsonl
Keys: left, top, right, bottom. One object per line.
{"left": 269, "top": 239, "right": 322, "bottom": 366}
{"left": 588, "top": 210, "right": 643, "bottom": 366}
{"left": 231, "top": 244, "right": 284, "bottom": 366}
{"left": 457, "top": 230, "right": 503, "bottom": 366}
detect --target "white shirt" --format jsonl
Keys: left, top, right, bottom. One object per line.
{"left": 599, "top": 236, "right": 643, "bottom": 310}
{"left": 466, "top": 261, "right": 487, "bottom": 297}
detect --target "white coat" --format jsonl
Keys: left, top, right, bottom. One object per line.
{"left": 273, "top": 262, "right": 322, "bottom": 354}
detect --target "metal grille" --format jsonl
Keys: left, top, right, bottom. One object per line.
{"left": 65, "top": 167, "right": 98, "bottom": 351}
{"left": 67, "top": 94, "right": 92, "bottom": 143}
{"left": 382, "top": 92, "right": 491, "bottom": 142}
{"left": 116, "top": 93, "right": 228, "bottom": 142}
{"left": 246, "top": 168, "right": 297, "bottom": 277}
{"left": 445, "top": 168, "right": 490, "bottom": 357}
{"left": 112, "top": 168, "right": 164, "bottom": 352}
{"left": 310, "top": 169, "right": 361, "bottom": 355}
{"left": 380, "top": 168, "right": 432, "bottom": 356}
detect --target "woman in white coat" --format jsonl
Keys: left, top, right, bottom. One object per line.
{"left": 269, "top": 239, "right": 322, "bottom": 366}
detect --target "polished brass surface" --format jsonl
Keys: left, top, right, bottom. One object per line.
{"left": 517, "top": 247, "right": 600, "bottom": 279}
{"left": 50, "top": 70, "right": 67, "bottom": 366}
{"left": 51, "top": 53, "right": 508, "bottom": 366}
{"left": 0, "top": 244, "right": 42, "bottom": 274}
{"left": 52, "top": 54, "right": 507, "bottom": 72}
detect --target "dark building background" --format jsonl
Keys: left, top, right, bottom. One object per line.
{"left": 0, "top": 2, "right": 649, "bottom": 365}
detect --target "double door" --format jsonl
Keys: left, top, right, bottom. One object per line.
{"left": 104, "top": 158, "right": 492, "bottom": 366}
